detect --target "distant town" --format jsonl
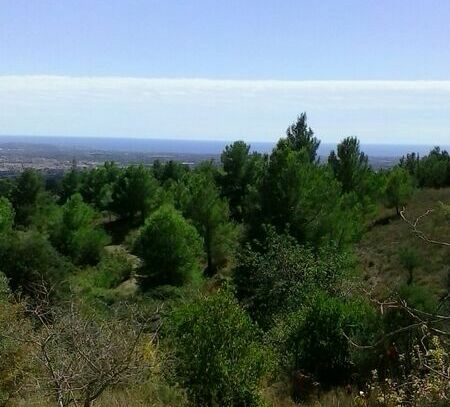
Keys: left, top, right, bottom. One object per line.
{"left": 0, "top": 141, "right": 218, "bottom": 178}
{"left": 0, "top": 137, "right": 414, "bottom": 178}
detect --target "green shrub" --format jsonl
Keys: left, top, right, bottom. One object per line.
{"left": 0, "top": 230, "right": 72, "bottom": 293}
{"left": 51, "top": 193, "right": 110, "bottom": 265}
{"left": 77, "top": 250, "right": 134, "bottom": 293}
{"left": 271, "top": 293, "right": 379, "bottom": 388}
{"left": 136, "top": 205, "right": 203, "bottom": 289}
{"left": 234, "top": 227, "right": 350, "bottom": 329}
{"left": 166, "top": 290, "right": 270, "bottom": 406}
{"left": 92, "top": 251, "right": 134, "bottom": 289}
{"left": 398, "top": 246, "right": 422, "bottom": 285}
{"left": 0, "top": 197, "right": 14, "bottom": 234}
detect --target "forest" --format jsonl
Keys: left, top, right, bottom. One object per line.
{"left": 0, "top": 114, "right": 449, "bottom": 407}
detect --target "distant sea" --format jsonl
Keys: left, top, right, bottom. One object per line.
{"left": 0, "top": 135, "right": 447, "bottom": 158}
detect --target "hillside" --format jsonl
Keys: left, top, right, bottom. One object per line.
{"left": 358, "top": 188, "right": 450, "bottom": 299}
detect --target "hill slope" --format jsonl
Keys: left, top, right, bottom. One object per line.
{"left": 358, "top": 188, "right": 450, "bottom": 298}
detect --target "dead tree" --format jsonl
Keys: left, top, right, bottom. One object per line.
{"left": 23, "top": 289, "right": 156, "bottom": 407}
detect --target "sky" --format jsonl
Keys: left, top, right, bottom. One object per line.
{"left": 1, "top": 0, "right": 450, "bottom": 144}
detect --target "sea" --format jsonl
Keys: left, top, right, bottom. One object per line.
{"left": 0, "top": 135, "right": 447, "bottom": 158}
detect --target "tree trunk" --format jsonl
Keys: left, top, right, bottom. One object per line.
{"left": 407, "top": 268, "right": 414, "bottom": 285}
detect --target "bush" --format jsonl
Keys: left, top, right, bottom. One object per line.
{"left": 75, "top": 250, "right": 135, "bottom": 301}
{"left": 92, "top": 251, "right": 134, "bottom": 289}
{"left": 0, "top": 230, "right": 72, "bottom": 293}
{"left": 368, "top": 336, "right": 449, "bottom": 406}
{"left": 51, "top": 193, "right": 110, "bottom": 265}
{"left": 234, "top": 227, "right": 350, "bottom": 329}
{"left": 0, "top": 197, "right": 14, "bottom": 234}
{"left": 271, "top": 293, "right": 379, "bottom": 388}
{"left": 398, "top": 246, "right": 422, "bottom": 285}
{"left": 166, "top": 290, "right": 270, "bottom": 406}
{"left": 69, "top": 227, "right": 110, "bottom": 265}
{"left": 136, "top": 205, "right": 203, "bottom": 289}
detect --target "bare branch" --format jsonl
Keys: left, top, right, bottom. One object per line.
{"left": 400, "top": 207, "right": 450, "bottom": 247}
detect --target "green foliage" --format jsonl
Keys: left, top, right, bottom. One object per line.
{"left": 0, "top": 178, "right": 14, "bottom": 200}
{"left": 0, "top": 197, "right": 14, "bottom": 234}
{"left": 166, "top": 290, "right": 270, "bottom": 407}
{"left": 418, "top": 147, "right": 450, "bottom": 188}
{"left": 382, "top": 284, "right": 439, "bottom": 374}
{"left": 369, "top": 336, "right": 449, "bottom": 406}
{"left": 234, "top": 227, "right": 350, "bottom": 328}
{"left": 70, "top": 250, "right": 135, "bottom": 305}
{"left": 88, "top": 250, "right": 134, "bottom": 290}
{"left": 397, "top": 283, "right": 438, "bottom": 314}
{"left": 11, "top": 168, "right": 44, "bottom": 225}
{"left": 136, "top": 205, "right": 203, "bottom": 289}
{"left": 383, "top": 167, "right": 414, "bottom": 214}
{"left": 59, "top": 167, "right": 81, "bottom": 203}
{"left": 272, "top": 293, "right": 378, "bottom": 387}
{"left": 258, "top": 146, "right": 348, "bottom": 245}
{"left": 328, "top": 137, "right": 381, "bottom": 226}
{"left": 51, "top": 193, "right": 110, "bottom": 265}
{"left": 328, "top": 137, "right": 370, "bottom": 193}
{"left": 401, "top": 147, "right": 450, "bottom": 188}
{"left": 297, "top": 295, "right": 361, "bottom": 385}
{"left": 277, "top": 113, "right": 320, "bottom": 162}
{"left": 28, "top": 191, "right": 62, "bottom": 233}
{"left": 176, "top": 171, "right": 240, "bottom": 275}
{"left": 220, "top": 141, "right": 265, "bottom": 220}
{"left": 398, "top": 246, "right": 422, "bottom": 285}
{"left": 112, "top": 164, "right": 160, "bottom": 220}
{"left": 80, "top": 161, "right": 120, "bottom": 211}
{"left": 399, "top": 152, "right": 420, "bottom": 181}
{"left": 153, "top": 160, "right": 189, "bottom": 185}
{"left": 0, "top": 230, "right": 72, "bottom": 293}
{"left": 0, "top": 117, "right": 448, "bottom": 406}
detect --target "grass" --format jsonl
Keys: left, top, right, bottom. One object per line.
{"left": 357, "top": 188, "right": 450, "bottom": 299}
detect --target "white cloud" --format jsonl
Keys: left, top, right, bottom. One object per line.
{"left": 0, "top": 76, "right": 449, "bottom": 143}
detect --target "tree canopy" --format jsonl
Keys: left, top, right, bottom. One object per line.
{"left": 136, "top": 204, "right": 204, "bottom": 289}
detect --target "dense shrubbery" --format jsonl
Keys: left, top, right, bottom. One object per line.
{"left": 166, "top": 290, "right": 270, "bottom": 406}
{"left": 234, "top": 227, "right": 350, "bottom": 328}
{"left": 0, "top": 230, "right": 72, "bottom": 293}
{"left": 0, "top": 113, "right": 448, "bottom": 406}
{"left": 280, "top": 294, "right": 378, "bottom": 386}
{"left": 50, "top": 193, "right": 110, "bottom": 265}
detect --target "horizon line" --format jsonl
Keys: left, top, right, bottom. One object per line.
{"left": 0, "top": 133, "right": 447, "bottom": 148}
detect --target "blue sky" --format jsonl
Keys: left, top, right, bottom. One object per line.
{"left": 1, "top": 0, "right": 450, "bottom": 144}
